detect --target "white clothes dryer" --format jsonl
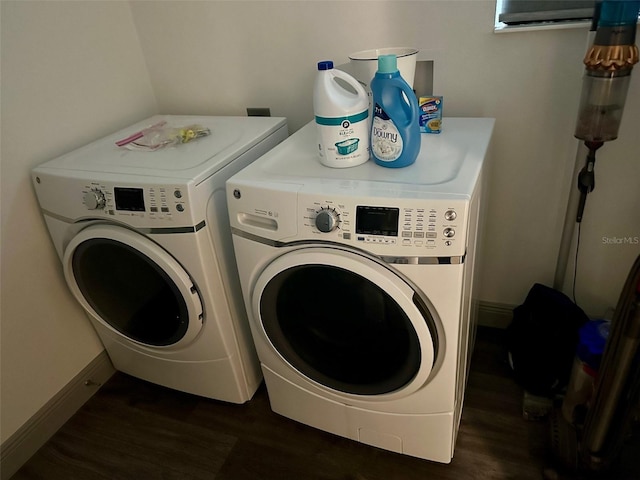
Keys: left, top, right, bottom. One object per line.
{"left": 226, "top": 118, "right": 494, "bottom": 461}
{"left": 32, "top": 115, "right": 288, "bottom": 403}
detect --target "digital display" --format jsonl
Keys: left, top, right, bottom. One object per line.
{"left": 114, "top": 187, "right": 145, "bottom": 212}
{"left": 356, "top": 206, "right": 399, "bottom": 236}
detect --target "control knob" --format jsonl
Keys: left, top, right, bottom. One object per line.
{"left": 83, "top": 189, "right": 106, "bottom": 210}
{"left": 315, "top": 208, "right": 340, "bottom": 233}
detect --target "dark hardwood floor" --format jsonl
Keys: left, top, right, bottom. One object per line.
{"left": 12, "top": 328, "right": 640, "bottom": 479}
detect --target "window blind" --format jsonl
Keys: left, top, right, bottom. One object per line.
{"left": 498, "top": 0, "right": 596, "bottom": 25}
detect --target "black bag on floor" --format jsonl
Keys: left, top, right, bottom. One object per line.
{"left": 506, "top": 283, "right": 589, "bottom": 397}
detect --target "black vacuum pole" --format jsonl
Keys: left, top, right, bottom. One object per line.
{"left": 575, "top": 141, "right": 603, "bottom": 223}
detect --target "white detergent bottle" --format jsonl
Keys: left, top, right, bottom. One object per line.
{"left": 313, "top": 60, "right": 370, "bottom": 168}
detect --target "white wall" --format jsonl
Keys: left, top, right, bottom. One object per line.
{"left": 0, "top": 1, "right": 157, "bottom": 443}
{"left": 129, "top": 0, "right": 640, "bottom": 314}
{"left": 2, "top": 0, "right": 639, "bottom": 449}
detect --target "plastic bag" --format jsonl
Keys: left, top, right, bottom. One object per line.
{"left": 116, "top": 120, "right": 211, "bottom": 151}
{"left": 506, "top": 283, "right": 589, "bottom": 397}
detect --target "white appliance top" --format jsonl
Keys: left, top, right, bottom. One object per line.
{"left": 34, "top": 115, "right": 287, "bottom": 184}
{"left": 227, "top": 118, "right": 494, "bottom": 257}
{"left": 229, "top": 117, "right": 494, "bottom": 200}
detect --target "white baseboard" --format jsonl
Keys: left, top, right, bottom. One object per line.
{"left": 477, "top": 300, "right": 515, "bottom": 329}
{"left": 1, "top": 350, "right": 115, "bottom": 479}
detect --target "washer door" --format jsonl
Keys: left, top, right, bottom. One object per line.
{"left": 253, "top": 247, "right": 438, "bottom": 396}
{"left": 63, "top": 224, "right": 203, "bottom": 348}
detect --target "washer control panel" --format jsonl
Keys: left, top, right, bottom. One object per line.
{"left": 300, "top": 193, "right": 467, "bottom": 256}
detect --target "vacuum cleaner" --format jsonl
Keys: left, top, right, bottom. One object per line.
{"left": 550, "top": 1, "right": 640, "bottom": 476}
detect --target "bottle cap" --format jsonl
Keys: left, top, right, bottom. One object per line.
{"left": 317, "top": 60, "right": 334, "bottom": 71}
{"left": 377, "top": 54, "right": 398, "bottom": 74}
{"left": 576, "top": 319, "right": 610, "bottom": 369}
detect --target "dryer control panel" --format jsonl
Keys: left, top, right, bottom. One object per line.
{"left": 83, "top": 183, "right": 188, "bottom": 218}
{"left": 32, "top": 171, "right": 201, "bottom": 229}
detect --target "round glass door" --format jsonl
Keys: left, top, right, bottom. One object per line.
{"left": 63, "top": 225, "right": 203, "bottom": 348}
{"left": 254, "top": 247, "right": 437, "bottom": 396}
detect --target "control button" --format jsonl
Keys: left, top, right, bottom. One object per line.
{"left": 402, "top": 231, "right": 412, "bottom": 238}
{"left": 150, "top": 207, "right": 158, "bottom": 213}
{"left": 176, "top": 204, "right": 184, "bottom": 212}
{"left": 315, "top": 207, "right": 340, "bottom": 233}
{"left": 426, "top": 232, "right": 437, "bottom": 238}
{"left": 83, "top": 190, "right": 106, "bottom": 210}
{"left": 443, "top": 228, "right": 455, "bottom": 238}
{"left": 413, "top": 232, "right": 424, "bottom": 238}
{"left": 414, "top": 240, "right": 423, "bottom": 246}
{"left": 161, "top": 207, "right": 170, "bottom": 213}
{"left": 444, "top": 210, "right": 457, "bottom": 221}
{"left": 445, "top": 240, "right": 453, "bottom": 246}
{"left": 174, "top": 190, "right": 183, "bottom": 199}
{"left": 402, "top": 239, "right": 411, "bottom": 245}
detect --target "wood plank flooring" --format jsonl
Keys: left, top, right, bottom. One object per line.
{"left": 11, "top": 328, "right": 639, "bottom": 479}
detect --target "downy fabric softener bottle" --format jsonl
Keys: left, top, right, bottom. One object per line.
{"left": 370, "top": 54, "right": 420, "bottom": 168}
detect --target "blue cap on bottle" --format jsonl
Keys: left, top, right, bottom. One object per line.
{"left": 577, "top": 319, "right": 610, "bottom": 369}
{"left": 377, "top": 54, "right": 398, "bottom": 74}
{"left": 318, "top": 61, "right": 334, "bottom": 71}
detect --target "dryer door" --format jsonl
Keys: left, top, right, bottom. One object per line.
{"left": 63, "top": 224, "right": 204, "bottom": 348}
{"left": 253, "top": 246, "right": 439, "bottom": 397}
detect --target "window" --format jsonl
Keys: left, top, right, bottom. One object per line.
{"left": 497, "top": 0, "right": 596, "bottom": 26}
{"left": 495, "top": 0, "right": 640, "bottom": 32}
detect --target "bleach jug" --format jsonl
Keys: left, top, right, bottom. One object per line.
{"left": 313, "top": 60, "right": 369, "bottom": 168}
{"left": 370, "top": 54, "right": 420, "bottom": 168}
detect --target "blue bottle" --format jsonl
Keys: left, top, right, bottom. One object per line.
{"left": 370, "top": 54, "right": 421, "bottom": 168}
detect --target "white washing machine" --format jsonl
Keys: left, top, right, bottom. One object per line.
{"left": 226, "top": 118, "right": 494, "bottom": 462}
{"left": 32, "top": 114, "right": 288, "bottom": 403}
